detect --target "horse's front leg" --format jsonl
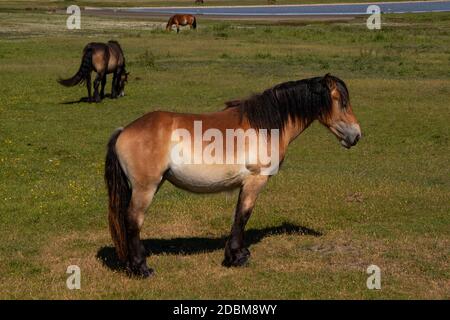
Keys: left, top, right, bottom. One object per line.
{"left": 100, "top": 74, "right": 107, "bottom": 99}
{"left": 223, "top": 175, "right": 268, "bottom": 267}
{"left": 111, "top": 71, "right": 119, "bottom": 99}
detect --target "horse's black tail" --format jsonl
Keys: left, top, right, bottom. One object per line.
{"left": 58, "top": 46, "right": 93, "bottom": 87}
{"left": 192, "top": 17, "right": 197, "bottom": 29}
{"left": 105, "top": 128, "right": 131, "bottom": 263}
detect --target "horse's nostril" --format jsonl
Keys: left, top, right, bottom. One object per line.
{"left": 352, "top": 134, "right": 361, "bottom": 146}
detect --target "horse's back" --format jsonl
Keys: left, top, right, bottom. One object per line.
{"left": 174, "top": 14, "right": 194, "bottom": 25}
{"left": 85, "top": 42, "right": 108, "bottom": 52}
{"left": 122, "top": 108, "right": 242, "bottom": 138}
{"left": 116, "top": 108, "right": 239, "bottom": 161}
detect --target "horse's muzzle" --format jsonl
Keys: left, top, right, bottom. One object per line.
{"left": 338, "top": 123, "right": 361, "bottom": 149}
{"left": 340, "top": 134, "right": 360, "bottom": 149}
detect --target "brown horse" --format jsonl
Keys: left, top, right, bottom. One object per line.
{"left": 166, "top": 14, "right": 197, "bottom": 33}
{"left": 105, "top": 74, "right": 361, "bottom": 277}
{"left": 58, "top": 40, "right": 128, "bottom": 103}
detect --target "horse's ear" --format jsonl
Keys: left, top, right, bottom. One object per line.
{"left": 322, "top": 73, "right": 336, "bottom": 91}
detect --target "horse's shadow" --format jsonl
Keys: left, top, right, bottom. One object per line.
{"left": 96, "top": 222, "right": 322, "bottom": 272}
{"left": 61, "top": 94, "right": 114, "bottom": 105}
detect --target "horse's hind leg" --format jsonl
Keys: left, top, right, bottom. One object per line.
{"left": 223, "top": 175, "right": 268, "bottom": 267}
{"left": 86, "top": 73, "right": 92, "bottom": 102}
{"left": 93, "top": 72, "right": 105, "bottom": 103}
{"left": 126, "top": 182, "right": 162, "bottom": 277}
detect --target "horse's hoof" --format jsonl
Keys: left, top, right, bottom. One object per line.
{"left": 126, "top": 262, "right": 155, "bottom": 278}
{"left": 128, "top": 267, "right": 154, "bottom": 278}
{"left": 138, "top": 267, "right": 155, "bottom": 278}
{"left": 222, "top": 248, "right": 250, "bottom": 267}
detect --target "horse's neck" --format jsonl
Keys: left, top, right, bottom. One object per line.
{"left": 283, "top": 117, "right": 314, "bottom": 145}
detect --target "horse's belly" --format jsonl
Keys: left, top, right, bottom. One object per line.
{"left": 166, "top": 163, "right": 250, "bottom": 193}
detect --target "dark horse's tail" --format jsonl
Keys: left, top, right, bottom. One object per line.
{"left": 58, "top": 45, "right": 93, "bottom": 87}
{"left": 105, "top": 128, "right": 131, "bottom": 263}
{"left": 192, "top": 16, "right": 197, "bottom": 29}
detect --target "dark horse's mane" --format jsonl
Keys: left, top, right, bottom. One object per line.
{"left": 225, "top": 74, "right": 349, "bottom": 132}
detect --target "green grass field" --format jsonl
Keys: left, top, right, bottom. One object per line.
{"left": 0, "top": 6, "right": 449, "bottom": 299}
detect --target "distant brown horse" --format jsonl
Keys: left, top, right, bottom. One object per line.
{"left": 166, "top": 14, "right": 197, "bottom": 33}
{"left": 104, "top": 74, "right": 362, "bottom": 277}
{"left": 58, "top": 40, "right": 128, "bottom": 103}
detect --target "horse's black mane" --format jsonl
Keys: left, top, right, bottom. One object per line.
{"left": 225, "top": 74, "right": 349, "bottom": 132}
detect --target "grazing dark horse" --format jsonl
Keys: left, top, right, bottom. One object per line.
{"left": 105, "top": 74, "right": 362, "bottom": 277}
{"left": 195, "top": 0, "right": 204, "bottom": 4}
{"left": 166, "top": 14, "right": 197, "bottom": 33}
{"left": 58, "top": 40, "right": 128, "bottom": 103}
